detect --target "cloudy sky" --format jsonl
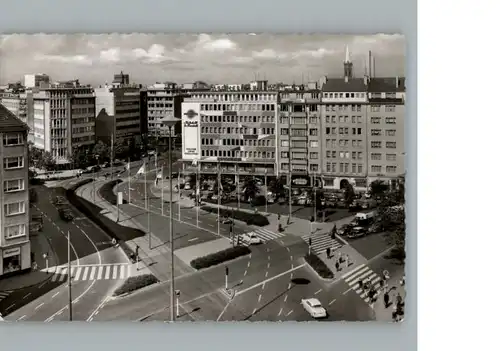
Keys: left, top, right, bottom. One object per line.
{"left": 0, "top": 34, "right": 405, "bottom": 86}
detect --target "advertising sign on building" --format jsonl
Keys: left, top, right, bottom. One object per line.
{"left": 3, "top": 247, "right": 21, "bottom": 258}
{"left": 181, "top": 103, "right": 201, "bottom": 160}
{"left": 291, "top": 175, "right": 311, "bottom": 188}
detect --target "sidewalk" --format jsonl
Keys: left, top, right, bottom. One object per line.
{"left": 0, "top": 216, "right": 57, "bottom": 291}
{"left": 371, "top": 267, "right": 406, "bottom": 322}
{"left": 149, "top": 181, "right": 195, "bottom": 209}
{"left": 77, "top": 179, "right": 193, "bottom": 282}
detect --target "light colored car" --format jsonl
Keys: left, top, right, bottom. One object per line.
{"left": 301, "top": 298, "right": 327, "bottom": 319}
{"left": 241, "top": 233, "right": 262, "bottom": 245}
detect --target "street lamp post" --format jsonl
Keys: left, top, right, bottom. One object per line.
{"left": 164, "top": 117, "right": 180, "bottom": 322}
{"left": 93, "top": 155, "right": 99, "bottom": 204}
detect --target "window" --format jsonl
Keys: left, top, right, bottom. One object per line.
{"left": 309, "top": 129, "right": 318, "bottom": 136}
{"left": 371, "top": 153, "right": 382, "bottom": 160}
{"left": 325, "top": 116, "right": 330, "bottom": 123}
{"left": 281, "top": 140, "right": 289, "bottom": 147}
{"left": 358, "top": 152, "right": 363, "bottom": 159}
{"left": 358, "top": 165, "right": 363, "bottom": 173}
{"left": 279, "top": 116, "right": 289, "bottom": 124}
{"left": 281, "top": 152, "right": 289, "bottom": 159}
{"left": 385, "top": 105, "right": 396, "bottom": 112}
{"left": 326, "top": 163, "right": 331, "bottom": 172}
{"left": 386, "top": 142, "right": 397, "bottom": 148}
{"left": 332, "top": 151, "right": 337, "bottom": 158}
{"left": 3, "top": 133, "right": 24, "bottom": 146}
{"left": 340, "top": 151, "right": 345, "bottom": 158}
{"left": 280, "top": 163, "right": 289, "bottom": 171}
{"left": 358, "top": 128, "right": 362, "bottom": 135}
{"left": 385, "top": 117, "right": 396, "bottom": 124}
{"left": 386, "top": 153, "right": 397, "bottom": 161}
{"left": 291, "top": 129, "right": 307, "bottom": 137}
{"left": 291, "top": 152, "right": 307, "bottom": 160}
{"left": 352, "top": 152, "right": 357, "bottom": 160}
{"left": 352, "top": 164, "right": 356, "bottom": 173}
{"left": 351, "top": 116, "right": 356, "bottom": 123}
{"left": 310, "top": 152, "right": 319, "bottom": 159}
{"left": 371, "top": 105, "right": 381, "bottom": 112}
{"left": 371, "top": 129, "right": 382, "bottom": 136}
{"left": 371, "top": 117, "right": 381, "bottom": 124}
{"left": 4, "top": 201, "right": 26, "bottom": 216}
{"left": 5, "top": 224, "right": 26, "bottom": 239}
{"left": 386, "top": 166, "right": 397, "bottom": 173}
{"left": 310, "top": 164, "right": 319, "bottom": 172}
{"left": 3, "top": 156, "right": 24, "bottom": 169}
{"left": 4, "top": 179, "right": 24, "bottom": 192}
{"left": 357, "top": 116, "right": 362, "bottom": 123}
{"left": 309, "top": 117, "right": 318, "bottom": 124}
{"left": 291, "top": 140, "right": 307, "bottom": 148}
{"left": 310, "top": 140, "right": 319, "bottom": 148}
{"left": 371, "top": 165, "right": 382, "bottom": 173}
{"left": 280, "top": 128, "right": 289, "bottom": 135}
{"left": 385, "top": 129, "right": 396, "bottom": 136}
{"left": 326, "top": 151, "right": 331, "bottom": 158}
{"left": 371, "top": 141, "right": 382, "bottom": 148}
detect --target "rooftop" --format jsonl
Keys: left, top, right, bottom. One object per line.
{"left": 322, "top": 78, "right": 368, "bottom": 92}
{"left": 0, "top": 103, "right": 29, "bottom": 132}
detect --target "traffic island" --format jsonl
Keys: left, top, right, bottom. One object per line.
{"left": 190, "top": 246, "right": 251, "bottom": 270}
{"left": 304, "top": 253, "right": 335, "bottom": 280}
{"left": 113, "top": 274, "right": 159, "bottom": 298}
{"left": 200, "top": 205, "right": 270, "bottom": 226}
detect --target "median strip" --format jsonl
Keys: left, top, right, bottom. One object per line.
{"left": 235, "top": 264, "right": 306, "bottom": 296}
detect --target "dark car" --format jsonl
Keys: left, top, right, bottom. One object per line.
{"left": 58, "top": 208, "right": 74, "bottom": 221}
{"left": 347, "top": 226, "right": 368, "bottom": 239}
{"left": 368, "top": 222, "right": 384, "bottom": 234}
{"left": 337, "top": 224, "right": 353, "bottom": 236}
{"left": 334, "top": 200, "right": 348, "bottom": 209}
{"left": 349, "top": 202, "right": 362, "bottom": 212}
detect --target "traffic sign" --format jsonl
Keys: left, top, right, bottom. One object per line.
{"left": 225, "top": 266, "right": 229, "bottom": 276}
{"left": 42, "top": 253, "right": 48, "bottom": 259}
{"left": 175, "top": 290, "right": 180, "bottom": 296}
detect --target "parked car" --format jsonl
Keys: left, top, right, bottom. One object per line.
{"left": 58, "top": 208, "right": 74, "bottom": 221}
{"left": 347, "top": 226, "right": 367, "bottom": 239}
{"left": 241, "top": 233, "right": 262, "bottom": 245}
{"left": 337, "top": 224, "right": 352, "bottom": 236}
{"left": 53, "top": 196, "right": 67, "bottom": 207}
{"left": 368, "top": 222, "right": 384, "bottom": 234}
{"left": 301, "top": 298, "right": 327, "bottom": 319}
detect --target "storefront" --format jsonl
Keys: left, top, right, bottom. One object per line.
{"left": 0, "top": 242, "right": 31, "bottom": 278}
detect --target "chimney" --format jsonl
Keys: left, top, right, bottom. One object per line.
{"left": 395, "top": 76, "right": 399, "bottom": 89}
{"left": 368, "top": 51, "right": 372, "bottom": 78}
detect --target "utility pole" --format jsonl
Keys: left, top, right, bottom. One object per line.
{"left": 67, "top": 230, "right": 73, "bottom": 321}
{"left": 110, "top": 133, "right": 114, "bottom": 181}
{"left": 168, "top": 125, "right": 175, "bottom": 322}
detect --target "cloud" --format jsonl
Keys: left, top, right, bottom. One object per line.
{"left": 100, "top": 48, "right": 121, "bottom": 63}
{"left": 34, "top": 53, "right": 92, "bottom": 65}
{"left": 196, "top": 34, "right": 238, "bottom": 52}
{"left": 252, "top": 49, "right": 288, "bottom": 60}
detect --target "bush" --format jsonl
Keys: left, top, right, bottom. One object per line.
{"left": 65, "top": 179, "right": 144, "bottom": 260}
{"left": 99, "top": 179, "right": 128, "bottom": 205}
{"left": 113, "top": 274, "right": 159, "bottom": 296}
{"left": 200, "top": 206, "right": 269, "bottom": 227}
{"left": 190, "top": 246, "right": 251, "bottom": 270}
{"left": 304, "top": 253, "right": 334, "bottom": 279}
{"left": 250, "top": 195, "right": 267, "bottom": 207}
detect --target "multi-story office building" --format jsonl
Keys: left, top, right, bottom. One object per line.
{"left": 24, "top": 73, "right": 50, "bottom": 89}
{"left": 146, "top": 82, "right": 183, "bottom": 137}
{"left": 0, "top": 104, "right": 31, "bottom": 278}
{"left": 33, "top": 81, "right": 95, "bottom": 163}
{"left": 1, "top": 91, "right": 34, "bottom": 142}
{"left": 277, "top": 82, "right": 322, "bottom": 187}
{"left": 321, "top": 47, "right": 405, "bottom": 190}
{"left": 181, "top": 80, "right": 278, "bottom": 183}
{"left": 95, "top": 80, "right": 142, "bottom": 146}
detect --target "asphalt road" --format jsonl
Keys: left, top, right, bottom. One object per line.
{"left": 1, "top": 185, "right": 129, "bottom": 321}
{"left": 344, "top": 231, "right": 393, "bottom": 261}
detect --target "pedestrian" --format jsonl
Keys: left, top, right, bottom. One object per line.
{"left": 358, "top": 279, "right": 364, "bottom": 291}
{"left": 384, "top": 292, "right": 390, "bottom": 308}
{"left": 335, "top": 260, "right": 340, "bottom": 272}
{"left": 278, "top": 213, "right": 281, "bottom": 221}
{"left": 400, "top": 275, "right": 406, "bottom": 287}
{"left": 326, "top": 247, "right": 331, "bottom": 259}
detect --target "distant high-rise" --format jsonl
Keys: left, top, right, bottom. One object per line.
{"left": 23, "top": 74, "right": 50, "bottom": 89}
{"left": 112, "top": 71, "right": 130, "bottom": 88}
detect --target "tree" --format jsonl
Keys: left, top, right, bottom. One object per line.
{"left": 92, "top": 140, "right": 110, "bottom": 162}
{"left": 29, "top": 142, "right": 56, "bottom": 171}
{"left": 243, "top": 178, "right": 260, "bottom": 202}
{"left": 343, "top": 183, "right": 356, "bottom": 206}
{"left": 70, "top": 147, "right": 92, "bottom": 169}
{"left": 369, "top": 180, "right": 389, "bottom": 198}
{"left": 268, "top": 177, "right": 286, "bottom": 198}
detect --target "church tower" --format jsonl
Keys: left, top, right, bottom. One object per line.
{"left": 343, "top": 45, "right": 353, "bottom": 81}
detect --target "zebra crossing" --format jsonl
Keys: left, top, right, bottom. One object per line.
{"left": 239, "top": 228, "right": 286, "bottom": 246}
{"left": 342, "top": 264, "right": 384, "bottom": 306}
{"left": 301, "top": 233, "right": 344, "bottom": 255}
{"left": 0, "top": 290, "right": 12, "bottom": 303}
{"left": 49, "top": 264, "right": 131, "bottom": 283}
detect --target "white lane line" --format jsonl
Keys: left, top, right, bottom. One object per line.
{"left": 185, "top": 216, "right": 193, "bottom": 220}
{"left": 247, "top": 262, "right": 251, "bottom": 268}
{"left": 112, "top": 265, "right": 118, "bottom": 279}
{"left": 17, "top": 315, "right": 26, "bottom": 321}
{"left": 258, "top": 294, "right": 262, "bottom": 303}
{"left": 86, "top": 296, "right": 110, "bottom": 322}
{"left": 286, "top": 247, "right": 290, "bottom": 252}
{"left": 23, "top": 293, "right": 31, "bottom": 299}
{"left": 120, "top": 266, "right": 126, "bottom": 279}
{"left": 208, "top": 223, "right": 215, "bottom": 227}
{"left": 265, "top": 271, "right": 269, "bottom": 278}
{"left": 314, "top": 289, "right": 322, "bottom": 295}
{"left": 252, "top": 308, "right": 257, "bottom": 315}
{"left": 35, "top": 303, "right": 44, "bottom": 310}
{"left": 343, "top": 288, "right": 352, "bottom": 295}
{"left": 236, "top": 264, "right": 306, "bottom": 296}
{"left": 39, "top": 280, "right": 48, "bottom": 288}
{"left": 290, "top": 256, "right": 293, "bottom": 261}
{"left": 286, "top": 310, "right": 293, "bottom": 317}
{"left": 244, "top": 270, "right": 247, "bottom": 276}
{"left": 267, "top": 262, "right": 270, "bottom": 269}
{"left": 284, "top": 295, "right": 288, "bottom": 302}
{"left": 89, "top": 266, "right": 96, "bottom": 280}
{"left": 288, "top": 283, "right": 292, "bottom": 290}
{"left": 262, "top": 283, "right": 266, "bottom": 290}
{"left": 268, "top": 256, "right": 271, "bottom": 260}
{"left": 329, "top": 299, "right": 337, "bottom": 306}
{"left": 278, "top": 308, "right": 283, "bottom": 316}
{"left": 97, "top": 266, "right": 103, "bottom": 280}
{"left": 188, "top": 237, "right": 199, "bottom": 242}
{"left": 52, "top": 292, "right": 60, "bottom": 298}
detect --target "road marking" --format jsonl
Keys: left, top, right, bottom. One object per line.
{"left": 120, "top": 267, "right": 126, "bottom": 279}
{"left": 112, "top": 265, "right": 118, "bottom": 279}
{"left": 314, "top": 289, "right": 322, "bottom": 295}
{"left": 286, "top": 247, "right": 290, "bottom": 252}
{"left": 266, "top": 248, "right": 269, "bottom": 252}
{"left": 39, "top": 280, "right": 48, "bottom": 288}
{"left": 81, "top": 267, "right": 90, "bottom": 281}
{"left": 35, "top": 302, "right": 44, "bottom": 310}
{"left": 97, "top": 266, "right": 104, "bottom": 280}
{"left": 74, "top": 267, "right": 82, "bottom": 281}
{"left": 244, "top": 270, "right": 247, "bottom": 276}
{"left": 89, "top": 266, "right": 96, "bottom": 280}
{"left": 258, "top": 294, "right": 262, "bottom": 303}
{"left": 267, "top": 263, "right": 270, "bottom": 269}
{"left": 290, "top": 273, "right": 294, "bottom": 279}
{"left": 284, "top": 295, "right": 288, "bottom": 302}
{"left": 52, "top": 292, "right": 59, "bottom": 298}
{"left": 188, "top": 237, "right": 199, "bottom": 242}
{"left": 23, "top": 293, "right": 31, "bottom": 299}
{"left": 288, "top": 283, "right": 292, "bottom": 289}
{"left": 185, "top": 216, "right": 193, "bottom": 220}
{"left": 278, "top": 308, "right": 283, "bottom": 316}
{"left": 17, "top": 315, "right": 26, "bottom": 321}
{"left": 343, "top": 288, "right": 352, "bottom": 295}
{"left": 247, "top": 262, "right": 251, "bottom": 268}
{"left": 6, "top": 304, "right": 15, "bottom": 311}
{"left": 236, "top": 264, "right": 306, "bottom": 296}
{"left": 208, "top": 223, "right": 215, "bottom": 227}
{"left": 265, "top": 271, "right": 268, "bottom": 278}
{"left": 262, "top": 282, "right": 266, "bottom": 290}
{"left": 268, "top": 256, "right": 271, "bottom": 260}
{"left": 87, "top": 296, "right": 110, "bottom": 322}
{"left": 252, "top": 308, "right": 257, "bottom": 315}
{"left": 105, "top": 266, "right": 111, "bottom": 279}
{"left": 286, "top": 310, "right": 293, "bottom": 317}
{"left": 329, "top": 299, "right": 337, "bottom": 306}
{"left": 290, "top": 255, "right": 293, "bottom": 261}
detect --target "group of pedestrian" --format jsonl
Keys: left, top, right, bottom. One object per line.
{"left": 325, "top": 250, "right": 350, "bottom": 272}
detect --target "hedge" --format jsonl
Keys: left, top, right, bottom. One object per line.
{"left": 200, "top": 206, "right": 270, "bottom": 227}
{"left": 113, "top": 274, "right": 159, "bottom": 296}
{"left": 65, "top": 179, "right": 144, "bottom": 260}
{"left": 190, "top": 245, "right": 251, "bottom": 270}
{"left": 304, "top": 253, "right": 335, "bottom": 279}
{"left": 99, "top": 179, "right": 128, "bottom": 205}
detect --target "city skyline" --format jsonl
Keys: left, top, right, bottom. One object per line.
{"left": 0, "top": 34, "right": 405, "bottom": 86}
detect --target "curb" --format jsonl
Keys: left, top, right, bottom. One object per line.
{"left": 0, "top": 270, "right": 55, "bottom": 293}
{"left": 301, "top": 257, "right": 336, "bottom": 283}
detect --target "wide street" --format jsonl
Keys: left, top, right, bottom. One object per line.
{"left": 1, "top": 185, "right": 130, "bottom": 322}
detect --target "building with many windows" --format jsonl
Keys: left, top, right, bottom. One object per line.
{"left": 23, "top": 73, "right": 50, "bottom": 89}
{"left": 1, "top": 91, "right": 34, "bottom": 142}
{"left": 146, "top": 82, "right": 183, "bottom": 137}
{"left": 0, "top": 104, "right": 31, "bottom": 278}
{"left": 181, "top": 81, "right": 279, "bottom": 183}
{"left": 32, "top": 81, "right": 95, "bottom": 164}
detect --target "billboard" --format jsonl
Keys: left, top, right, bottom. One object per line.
{"left": 181, "top": 102, "right": 201, "bottom": 160}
